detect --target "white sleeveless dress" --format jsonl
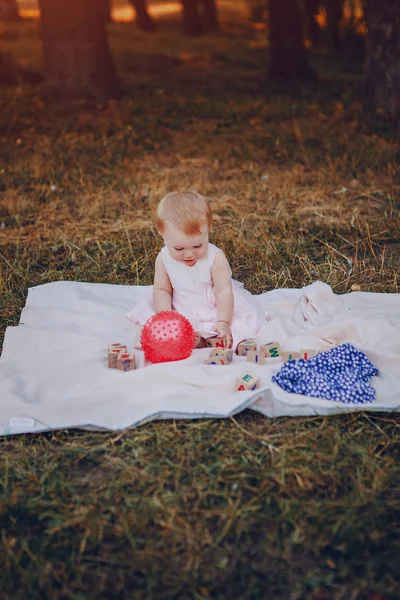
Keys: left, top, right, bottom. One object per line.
{"left": 126, "top": 243, "right": 267, "bottom": 347}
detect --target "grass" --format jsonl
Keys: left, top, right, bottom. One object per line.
{"left": 0, "top": 3, "right": 400, "bottom": 598}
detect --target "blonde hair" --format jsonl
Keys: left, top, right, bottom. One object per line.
{"left": 155, "top": 191, "right": 212, "bottom": 236}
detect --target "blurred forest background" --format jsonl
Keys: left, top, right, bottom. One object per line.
{"left": 0, "top": 0, "right": 399, "bottom": 123}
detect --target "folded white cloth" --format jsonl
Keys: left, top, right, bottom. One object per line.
{"left": 294, "top": 281, "right": 342, "bottom": 327}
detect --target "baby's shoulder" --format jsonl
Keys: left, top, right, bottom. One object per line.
{"left": 209, "top": 246, "right": 231, "bottom": 274}
{"left": 211, "top": 248, "right": 228, "bottom": 264}
{"left": 157, "top": 246, "right": 169, "bottom": 261}
{"left": 155, "top": 247, "right": 168, "bottom": 269}
{"left": 207, "top": 243, "right": 223, "bottom": 261}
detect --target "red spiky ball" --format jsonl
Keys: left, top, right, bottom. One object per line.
{"left": 141, "top": 311, "right": 196, "bottom": 363}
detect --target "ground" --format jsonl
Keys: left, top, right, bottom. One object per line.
{"left": 0, "top": 3, "right": 399, "bottom": 598}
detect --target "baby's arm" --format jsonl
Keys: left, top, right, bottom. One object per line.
{"left": 153, "top": 252, "right": 173, "bottom": 312}
{"left": 211, "top": 251, "right": 234, "bottom": 344}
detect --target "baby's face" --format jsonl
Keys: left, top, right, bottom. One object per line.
{"left": 163, "top": 223, "right": 209, "bottom": 267}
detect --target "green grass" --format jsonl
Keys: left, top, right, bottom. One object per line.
{"left": 0, "top": 5, "right": 400, "bottom": 598}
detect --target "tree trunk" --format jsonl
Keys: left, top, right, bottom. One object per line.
{"left": 99, "top": 0, "right": 113, "bottom": 24}
{"left": 248, "top": 0, "right": 266, "bottom": 22}
{"left": 268, "top": 0, "right": 315, "bottom": 80}
{"left": 302, "top": 0, "right": 320, "bottom": 47}
{"left": 364, "top": 0, "right": 400, "bottom": 124}
{"left": 201, "top": 0, "right": 219, "bottom": 30}
{"left": 325, "top": 0, "right": 344, "bottom": 48}
{"left": 0, "top": 0, "right": 20, "bottom": 21}
{"left": 129, "top": 0, "right": 157, "bottom": 31}
{"left": 38, "top": 0, "right": 118, "bottom": 102}
{"left": 0, "top": 51, "right": 14, "bottom": 83}
{"left": 347, "top": 0, "right": 359, "bottom": 29}
{"left": 181, "top": 0, "right": 203, "bottom": 35}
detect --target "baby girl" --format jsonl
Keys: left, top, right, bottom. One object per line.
{"left": 127, "top": 191, "right": 267, "bottom": 349}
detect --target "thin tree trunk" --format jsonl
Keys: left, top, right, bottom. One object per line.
{"left": 326, "top": 0, "right": 344, "bottom": 48}
{"left": 302, "top": 0, "right": 320, "bottom": 47}
{"left": 38, "top": 0, "right": 118, "bottom": 102}
{"left": 0, "top": 0, "right": 20, "bottom": 21}
{"left": 268, "top": 0, "right": 315, "bottom": 80}
{"left": 99, "top": 0, "right": 113, "bottom": 24}
{"left": 181, "top": 0, "right": 203, "bottom": 35}
{"left": 347, "top": 0, "right": 358, "bottom": 29}
{"left": 129, "top": 0, "right": 157, "bottom": 31}
{"left": 364, "top": 0, "right": 400, "bottom": 124}
{"left": 201, "top": 0, "right": 219, "bottom": 30}
{"left": 248, "top": 0, "right": 265, "bottom": 22}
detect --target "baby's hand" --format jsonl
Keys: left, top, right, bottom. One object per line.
{"left": 215, "top": 321, "right": 233, "bottom": 348}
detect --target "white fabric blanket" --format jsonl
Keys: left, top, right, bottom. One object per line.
{"left": 0, "top": 281, "right": 399, "bottom": 436}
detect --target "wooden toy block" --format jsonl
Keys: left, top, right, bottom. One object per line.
{"left": 108, "top": 348, "right": 123, "bottom": 369}
{"left": 116, "top": 352, "right": 136, "bottom": 371}
{"left": 204, "top": 356, "right": 226, "bottom": 365}
{"left": 300, "top": 349, "right": 317, "bottom": 360}
{"left": 282, "top": 351, "right": 300, "bottom": 362}
{"left": 246, "top": 350, "right": 266, "bottom": 365}
{"left": 108, "top": 343, "right": 127, "bottom": 353}
{"left": 237, "top": 339, "right": 257, "bottom": 356}
{"left": 205, "top": 335, "right": 229, "bottom": 349}
{"left": 210, "top": 348, "right": 233, "bottom": 363}
{"left": 260, "top": 341, "right": 281, "bottom": 358}
{"left": 235, "top": 372, "right": 260, "bottom": 391}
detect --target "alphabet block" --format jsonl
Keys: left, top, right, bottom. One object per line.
{"left": 260, "top": 342, "right": 281, "bottom": 358}
{"left": 246, "top": 350, "right": 266, "bottom": 365}
{"left": 205, "top": 336, "right": 229, "bottom": 349}
{"left": 300, "top": 349, "right": 317, "bottom": 360}
{"left": 116, "top": 352, "right": 136, "bottom": 372}
{"left": 281, "top": 351, "right": 300, "bottom": 362}
{"left": 235, "top": 372, "right": 260, "bottom": 391}
{"left": 108, "top": 348, "right": 123, "bottom": 368}
{"left": 237, "top": 339, "right": 257, "bottom": 356}
{"left": 211, "top": 348, "right": 233, "bottom": 363}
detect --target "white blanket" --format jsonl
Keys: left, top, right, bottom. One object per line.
{"left": 0, "top": 281, "right": 399, "bottom": 436}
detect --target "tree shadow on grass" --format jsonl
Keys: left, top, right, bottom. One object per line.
{"left": 119, "top": 51, "right": 185, "bottom": 76}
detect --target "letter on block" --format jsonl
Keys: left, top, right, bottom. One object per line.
{"left": 204, "top": 356, "right": 225, "bottom": 365}
{"left": 108, "top": 348, "right": 123, "bottom": 369}
{"left": 281, "top": 351, "right": 300, "bottom": 362}
{"left": 260, "top": 342, "right": 281, "bottom": 358}
{"left": 235, "top": 372, "right": 260, "bottom": 391}
{"left": 205, "top": 336, "right": 228, "bottom": 349}
{"left": 108, "top": 343, "right": 127, "bottom": 353}
{"left": 246, "top": 350, "right": 266, "bottom": 365}
{"left": 211, "top": 348, "right": 233, "bottom": 363}
{"left": 237, "top": 339, "right": 257, "bottom": 356}
{"left": 300, "top": 349, "right": 317, "bottom": 360}
{"left": 117, "top": 352, "right": 136, "bottom": 372}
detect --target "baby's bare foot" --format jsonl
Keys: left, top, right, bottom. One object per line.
{"left": 194, "top": 332, "right": 207, "bottom": 349}
{"left": 133, "top": 326, "right": 143, "bottom": 350}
